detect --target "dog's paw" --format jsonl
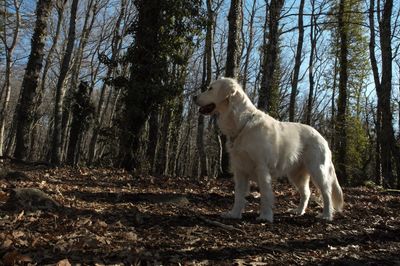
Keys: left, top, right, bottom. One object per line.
{"left": 256, "top": 213, "right": 273, "bottom": 223}
{"left": 220, "top": 212, "right": 242, "bottom": 219}
{"left": 316, "top": 213, "right": 333, "bottom": 221}
{"left": 288, "top": 208, "right": 305, "bottom": 216}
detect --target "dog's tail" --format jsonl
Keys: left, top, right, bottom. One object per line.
{"left": 330, "top": 163, "right": 344, "bottom": 212}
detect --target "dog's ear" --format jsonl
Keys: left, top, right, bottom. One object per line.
{"left": 222, "top": 78, "right": 239, "bottom": 97}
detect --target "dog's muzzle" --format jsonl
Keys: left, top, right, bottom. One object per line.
{"left": 199, "top": 103, "right": 216, "bottom": 115}
{"left": 193, "top": 95, "right": 216, "bottom": 115}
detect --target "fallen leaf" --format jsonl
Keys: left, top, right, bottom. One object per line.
{"left": 2, "top": 251, "right": 32, "bottom": 266}
{"left": 1, "top": 238, "right": 13, "bottom": 249}
{"left": 56, "top": 258, "right": 72, "bottom": 266}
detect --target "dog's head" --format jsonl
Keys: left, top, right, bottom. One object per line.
{"left": 193, "top": 78, "right": 239, "bottom": 115}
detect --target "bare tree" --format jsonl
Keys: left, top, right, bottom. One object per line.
{"left": 195, "top": 0, "right": 214, "bottom": 177}
{"left": 0, "top": 0, "right": 21, "bottom": 159}
{"left": 289, "top": 0, "right": 305, "bottom": 122}
{"left": 258, "top": 0, "right": 284, "bottom": 117}
{"left": 334, "top": 0, "right": 349, "bottom": 184}
{"left": 305, "top": 0, "right": 317, "bottom": 125}
{"left": 13, "top": 0, "right": 53, "bottom": 160}
{"left": 50, "top": 0, "right": 79, "bottom": 165}
{"left": 240, "top": 0, "right": 257, "bottom": 93}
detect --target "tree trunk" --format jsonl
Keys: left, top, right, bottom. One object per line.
{"left": 258, "top": 0, "right": 284, "bottom": 117}
{"left": 219, "top": 0, "right": 243, "bottom": 178}
{"left": 13, "top": 0, "right": 53, "bottom": 160}
{"left": 66, "top": 82, "right": 93, "bottom": 166}
{"left": 156, "top": 105, "right": 172, "bottom": 176}
{"left": 29, "top": 1, "right": 66, "bottom": 160}
{"left": 336, "top": 0, "right": 349, "bottom": 185}
{"left": 0, "top": 0, "right": 20, "bottom": 160}
{"left": 195, "top": 0, "right": 214, "bottom": 177}
{"left": 50, "top": 0, "right": 79, "bottom": 165}
{"left": 61, "top": 0, "right": 98, "bottom": 161}
{"left": 241, "top": 0, "right": 256, "bottom": 92}
{"left": 289, "top": 0, "right": 305, "bottom": 122}
{"left": 369, "top": 0, "right": 399, "bottom": 187}
{"left": 88, "top": 0, "right": 126, "bottom": 165}
{"left": 225, "top": 0, "right": 242, "bottom": 77}
{"left": 306, "top": 0, "right": 316, "bottom": 125}
{"left": 368, "top": 0, "right": 383, "bottom": 185}
{"left": 379, "top": 0, "right": 398, "bottom": 187}
{"left": 146, "top": 109, "right": 159, "bottom": 173}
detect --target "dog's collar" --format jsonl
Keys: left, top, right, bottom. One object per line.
{"left": 229, "top": 113, "right": 255, "bottom": 143}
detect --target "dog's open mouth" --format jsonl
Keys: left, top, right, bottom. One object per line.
{"left": 199, "top": 103, "right": 216, "bottom": 115}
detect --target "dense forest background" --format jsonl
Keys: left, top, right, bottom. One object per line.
{"left": 0, "top": 0, "right": 399, "bottom": 187}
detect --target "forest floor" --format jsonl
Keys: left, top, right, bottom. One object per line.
{"left": 0, "top": 164, "right": 399, "bottom": 265}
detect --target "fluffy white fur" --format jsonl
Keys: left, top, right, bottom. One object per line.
{"left": 194, "top": 77, "right": 344, "bottom": 223}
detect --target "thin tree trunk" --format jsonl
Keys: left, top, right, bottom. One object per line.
{"left": 379, "top": 0, "right": 398, "bottom": 187}
{"left": 306, "top": 0, "right": 316, "bottom": 125}
{"left": 66, "top": 82, "right": 92, "bottom": 166}
{"left": 368, "top": 0, "right": 383, "bottom": 185}
{"left": 61, "top": 0, "right": 98, "bottom": 160}
{"left": 146, "top": 109, "right": 159, "bottom": 172}
{"left": 88, "top": 1, "right": 126, "bottom": 165}
{"left": 13, "top": 0, "right": 53, "bottom": 160}
{"left": 219, "top": 0, "right": 243, "bottom": 178}
{"left": 241, "top": 0, "right": 256, "bottom": 92}
{"left": 0, "top": 0, "right": 20, "bottom": 160}
{"left": 289, "top": 0, "right": 305, "bottom": 122}
{"left": 50, "top": 0, "right": 79, "bottom": 165}
{"left": 195, "top": 0, "right": 214, "bottom": 177}
{"left": 336, "top": 0, "right": 349, "bottom": 185}
{"left": 156, "top": 105, "right": 172, "bottom": 175}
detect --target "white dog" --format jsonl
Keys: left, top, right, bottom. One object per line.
{"left": 194, "top": 77, "right": 344, "bottom": 223}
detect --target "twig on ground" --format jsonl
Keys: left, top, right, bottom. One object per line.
{"left": 196, "top": 215, "right": 246, "bottom": 234}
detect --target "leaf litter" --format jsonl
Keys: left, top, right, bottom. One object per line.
{"left": 0, "top": 165, "right": 399, "bottom": 265}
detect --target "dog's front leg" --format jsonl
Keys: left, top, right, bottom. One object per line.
{"left": 256, "top": 167, "right": 274, "bottom": 223}
{"left": 221, "top": 173, "right": 249, "bottom": 219}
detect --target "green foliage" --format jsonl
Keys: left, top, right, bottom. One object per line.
{"left": 326, "top": 0, "right": 372, "bottom": 184}
{"left": 345, "top": 115, "right": 371, "bottom": 183}
{"left": 117, "top": 0, "right": 204, "bottom": 168}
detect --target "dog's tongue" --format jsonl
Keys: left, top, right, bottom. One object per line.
{"left": 199, "top": 103, "right": 216, "bottom": 115}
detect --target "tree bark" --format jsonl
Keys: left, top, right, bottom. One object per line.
{"left": 305, "top": 0, "right": 316, "bottom": 125}
{"left": 219, "top": 0, "right": 243, "bottom": 178}
{"left": 336, "top": 0, "right": 349, "bottom": 185}
{"left": 13, "top": 0, "right": 53, "bottom": 160}
{"left": 378, "top": 0, "right": 399, "bottom": 187}
{"left": 241, "top": 0, "right": 257, "bottom": 92}
{"left": 88, "top": 0, "right": 126, "bottom": 165}
{"left": 0, "top": 0, "right": 21, "bottom": 159}
{"left": 146, "top": 109, "right": 159, "bottom": 173}
{"left": 29, "top": 0, "right": 66, "bottom": 159}
{"left": 225, "top": 0, "right": 243, "bottom": 77}
{"left": 368, "top": 0, "right": 383, "bottom": 185}
{"left": 61, "top": 0, "right": 98, "bottom": 160}
{"left": 289, "top": 0, "right": 304, "bottom": 122}
{"left": 66, "top": 82, "right": 93, "bottom": 166}
{"left": 50, "top": 0, "right": 79, "bottom": 165}
{"left": 258, "top": 0, "right": 284, "bottom": 117}
{"left": 195, "top": 0, "right": 213, "bottom": 177}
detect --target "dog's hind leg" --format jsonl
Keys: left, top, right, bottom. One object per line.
{"left": 309, "top": 165, "right": 333, "bottom": 221}
{"left": 288, "top": 172, "right": 311, "bottom": 216}
{"left": 221, "top": 172, "right": 249, "bottom": 219}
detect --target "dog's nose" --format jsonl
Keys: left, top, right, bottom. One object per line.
{"left": 193, "top": 95, "right": 197, "bottom": 102}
